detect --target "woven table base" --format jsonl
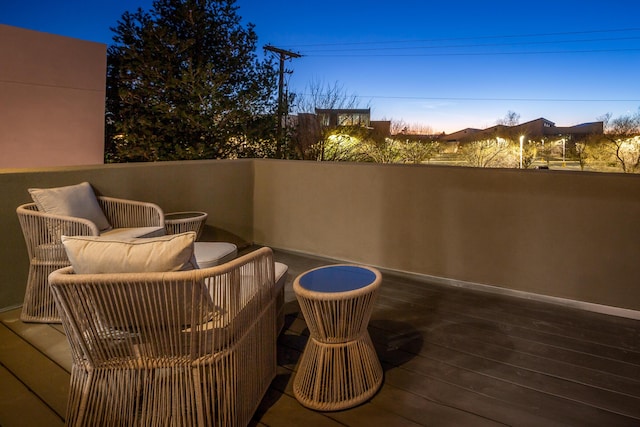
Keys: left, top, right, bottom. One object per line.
{"left": 293, "top": 333, "right": 383, "bottom": 411}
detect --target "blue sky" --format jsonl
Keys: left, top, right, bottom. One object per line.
{"left": 2, "top": 0, "right": 639, "bottom": 133}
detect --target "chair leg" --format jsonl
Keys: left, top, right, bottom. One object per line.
{"left": 20, "top": 263, "right": 61, "bottom": 323}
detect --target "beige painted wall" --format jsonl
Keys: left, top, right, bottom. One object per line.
{"left": 0, "top": 25, "right": 106, "bottom": 168}
{"left": 2, "top": 159, "right": 639, "bottom": 314}
{"left": 253, "top": 160, "right": 640, "bottom": 312}
{"left": 0, "top": 160, "right": 254, "bottom": 309}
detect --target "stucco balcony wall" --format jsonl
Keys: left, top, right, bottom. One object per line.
{"left": 0, "top": 160, "right": 254, "bottom": 309}
{"left": 1, "top": 159, "right": 639, "bottom": 316}
{"left": 255, "top": 160, "right": 640, "bottom": 314}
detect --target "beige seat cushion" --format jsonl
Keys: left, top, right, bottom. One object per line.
{"left": 274, "top": 262, "right": 288, "bottom": 332}
{"left": 29, "top": 182, "right": 111, "bottom": 232}
{"left": 275, "top": 262, "right": 288, "bottom": 290}
{"left": 100, "top": 226, "right": 165, "bottom": 239}
{"left": 194, "top": 242, "right": 238, "bottom": 268}
{"left": 61, "top": 232, "right": 198, "bottom": 274}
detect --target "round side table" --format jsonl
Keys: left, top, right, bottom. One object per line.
{"left": 164, "top": 211, "right": 208, "bottom": 240}
{"left": 293, "top": 264, "right": 383, "bottom": 411}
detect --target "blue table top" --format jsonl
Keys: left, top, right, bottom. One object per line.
{"left": 298, "top": 265, "right": 377, "bottom": 293}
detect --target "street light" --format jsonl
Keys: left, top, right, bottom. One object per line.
{"left": 561, "top": 138, "right": 566, "bottom": 167}
{"left": 519, "top": 135, "right": 524, "bottom": 169}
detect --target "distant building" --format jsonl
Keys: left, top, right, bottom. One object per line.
{"left": 440, "top": 118, "right": 603, "bottom": 144}
{"left": 315, "top": 108, "right": 371, "bottom": 127}
{"left": 293, "top": 108, "right": 391, "bottom": 158}
{"left": 313, "top": 108, "right": 391, "bottom": 136}
{"left": 293, "top": 112, "right": 604, "bottom": 158}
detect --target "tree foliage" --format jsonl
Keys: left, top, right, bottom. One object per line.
{"left": 460, "top": 139, "right": 516, "bottom": 168}
{"left": 519, "top": 139, "right": 538, "bottom": 169}
{"left": 295, "top": 79, "right": 366, "bottom": 113}
{"left": 397, "top": 139, "right": 440, "bottom": 164}
{"left": 359, "top": 139, "right": 403, "bottom": 164}
{"left": 496, "top": 110, "right": 521, "bottom": 127}
{"left": 601, "top": 109, "right": 640, "bottom": 173}
{"left": 312, "top": 131, "right": 367, "bottom": 162}
{"left": 389, "top": 119, "right": 435, "bottom": 136}
{"left": 105, "top": 0, "right": 278, "bottom": 162}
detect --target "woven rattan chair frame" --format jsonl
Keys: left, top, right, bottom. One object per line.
{"left": 97, "top": 197, "right": 164, "bottom": 230}
{"left": 49, "top": 247, "right": 278, "bottom": 427}
{"left": 164, "top": 211, "right": 208, "bottom": 240}
{"left": 16, "top": 197, "right": 164, "bottom": 323}
{"left": 292, "top": 265, "right": 383, "bottom": 411}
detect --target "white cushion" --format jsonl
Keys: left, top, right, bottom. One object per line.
{"left": 100, "top": 226, "right": 165, "bottom": 239}
{"left": 275, "top": 262, "right": 288, "bottom": 289}
{"left": 29, "top": 182, "right": 111, "bottom": 232}
{"left": 274, "top": 262, "right": 288, "bottom": 332}
{"left": 61, "top": 232, "right": 198, "bottom": 274}
{"left": 194, "top": 242, "right": 237, "bottom": 268}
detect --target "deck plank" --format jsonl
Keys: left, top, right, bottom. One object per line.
{"left": 0, "top": 359, "right": 64, "bottom": 427}
{"left": 0, "top": 310, "right": 72, "bottom": 373}
{"left": 253, "top": 387, "right": 343, "bottom": 426}
{"left": 394, "top": 275, "right": 640, "bottom": 348}
{"left": 387, "top": 348, "right": 639, "bottom": 426}
{"left": 375, "top": 284, "right": 640, "bottom": 378}
{"left": 378, "top": 278, "right": 640, "bottom": 358}
{"left": 0, "top": 322, "right": 70, "bottom": 419}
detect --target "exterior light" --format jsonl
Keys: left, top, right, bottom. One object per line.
{"left": 519, "top": 135, "right": 524, "bottom": 169}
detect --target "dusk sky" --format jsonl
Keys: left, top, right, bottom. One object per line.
{"left": 2, "top": 0, "right": 640, "bottom": 133}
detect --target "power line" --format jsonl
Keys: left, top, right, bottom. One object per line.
{"left": 305, "top": 48, "right": 640, "bottom": 57}
{"left": 299, "top": 36, "right": 640, "bottom": 53}
{"left": 297, "top": 93, "right": 640, "bottom": 103}
{"left": 282, "top": 27, "right": 640, "bottom": 48}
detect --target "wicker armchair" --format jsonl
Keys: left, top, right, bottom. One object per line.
{"left": 16, "top": 196, "right": 164, "bottom": 323}
{"left": 49, "top": 247, "right": 278, "bottom": 427}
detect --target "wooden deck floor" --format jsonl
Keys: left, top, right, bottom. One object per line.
{"left": 1, "top": 249, "right": 640, "bottom": 426}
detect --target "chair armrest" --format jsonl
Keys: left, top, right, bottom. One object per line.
{"left": 193, "top": 248, "right": 277, "bottom": 347}
{"left": 98, "top": 196, "right": 164, "bottom": 228}
{"left": 17, "top": 203, "right": 99, "bottom": 257}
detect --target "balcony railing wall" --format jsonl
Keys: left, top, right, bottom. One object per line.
{"left": 2, "top": 159, "right": 639, "bottom": 316}
{"left": 1, "top": 160, "right": 254, "bottom": 310}
{"left": 253, "top": 160, "right": 640, "bottom": 316}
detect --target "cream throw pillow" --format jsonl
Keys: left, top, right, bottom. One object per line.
{"left": 61, "top": 232, "right": 199, "bottom": 274}
{"left": 29, "top": 182, "right": 111, "bottom": 232}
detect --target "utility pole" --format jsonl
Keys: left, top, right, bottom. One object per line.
{"left": 264, "top": 45, "right": 301, "bottom": 158}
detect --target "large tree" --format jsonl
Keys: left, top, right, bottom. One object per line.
{"left": 600, "top": 109, "right": 640, "bottom": 173}
{"left": 105, "top": 0, "right": 278, "bottom": 162}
